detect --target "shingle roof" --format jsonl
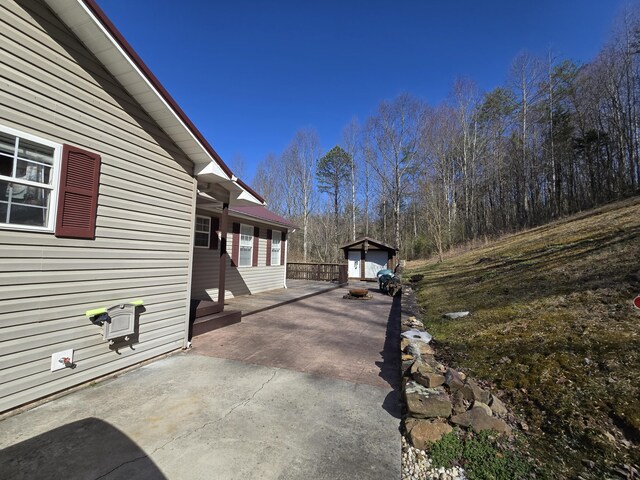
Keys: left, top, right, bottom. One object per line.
{"left": 229, "top": 206, "right": 297, "bottom": 230}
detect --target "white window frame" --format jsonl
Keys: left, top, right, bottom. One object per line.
{"left": 194, "top": 215, "right": 210, "bottom": 248}
{"left": 239, "top": 223, "right": 253, "bottom": 267}
{"left": 271, "top": 230, "right": 281, "bottom": 266}
{"left": 0, "top": 125, "right": 61, "bottom": 233}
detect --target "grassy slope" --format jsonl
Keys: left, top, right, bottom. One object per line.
{"left": 407, "top": 196, "right": 640, "bottom": 478}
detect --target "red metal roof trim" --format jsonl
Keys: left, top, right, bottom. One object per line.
{"left": 81, "top": 0, "right": 265, "bottom": 204}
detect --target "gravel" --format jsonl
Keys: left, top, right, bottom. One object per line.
{"left": 401, "top": 435, "right": 467, "bottom": 480}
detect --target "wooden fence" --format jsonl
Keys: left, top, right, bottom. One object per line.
{"left": 286, "top": 262, "right": 348, "bottom": 283}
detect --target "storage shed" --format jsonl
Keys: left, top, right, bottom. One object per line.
{"left": 340, "top": 237, "right": 398, "bottom": 280}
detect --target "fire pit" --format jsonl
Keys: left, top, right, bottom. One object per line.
{"left": 343, "top": 288, "right": 372, "bottom": 300}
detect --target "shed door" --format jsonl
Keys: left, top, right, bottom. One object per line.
{"left": 347, "top": 250, "right": 360, "bottom": 278}
{"left": 364, "top": 251, "right": 388, "bottom": 279}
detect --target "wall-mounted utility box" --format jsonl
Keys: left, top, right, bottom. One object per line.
{"left": 86, "top": 300, "right": 143, "bottom": 342}
{"left": 103, "top": 304, "right": 136, "bottom": 341}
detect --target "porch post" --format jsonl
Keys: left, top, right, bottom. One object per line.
{"left": 217, "top": 202, "right": 229, "bottom": 309}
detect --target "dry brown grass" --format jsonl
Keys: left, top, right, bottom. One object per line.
{"left": 407, "top": 196, "right": 640, "bottom": 478}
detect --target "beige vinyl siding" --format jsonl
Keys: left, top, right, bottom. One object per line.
{"left": 0, "top": 2, "right": 195, "bottom": 412}
{"left": 191, "top": 211, "right": 286, "bottom": 301}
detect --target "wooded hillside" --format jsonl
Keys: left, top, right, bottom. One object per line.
{"left": 406, "top": 196, "right": 640, "bottom": 477}
{"left": 252, "top": 7, "right": 640, "bottom": 263}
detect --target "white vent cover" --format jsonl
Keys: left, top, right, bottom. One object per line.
{"left": 103, "top": 304, "right": 136, "bottom": 341}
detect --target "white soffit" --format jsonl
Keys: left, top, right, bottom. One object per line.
{"left": 44, "top": 0, "right": 228, "bottom": 180}
{"left": 236, "top": 188, "right": 263, "bottom": 205}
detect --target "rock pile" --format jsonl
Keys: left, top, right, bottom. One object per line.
{"left": 399, "top": 287, "right": 514, "bottom": 479}
{"left": 401, "top": 316, "right": 511, "bottom": 443}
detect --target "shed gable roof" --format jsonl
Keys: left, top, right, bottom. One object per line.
{"left": 340, "top": 237, "right": 398, "bottom": 252}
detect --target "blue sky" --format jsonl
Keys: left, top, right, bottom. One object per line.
{"left": 98, "top": 0, "right": 636, "bottom": 182}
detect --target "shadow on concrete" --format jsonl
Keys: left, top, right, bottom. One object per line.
{"left": 238, "top": 283, "right": 344, "bottom": 317}
{"left": 376, "top": 293, "right": 402, "bottom": 419}
{"left": 0, "top": 417, "right": 166, "bottom": 480}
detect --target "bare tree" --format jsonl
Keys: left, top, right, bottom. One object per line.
{"left": 342, "top": 118, "right": 360, "bottom": 241}
{"left": 252, "top": 152, "right": 286, "bottom": 215}
{"left": 365, "top": 93, "right": 425, "bottom": 252}
{"left": 451, "top": 78, "right": 483, "bottom": 239}
{"left": 230, "top": 153, "right": 247, "bottom": 179}
{"left": 510, "top": 51, "right": 544, "bottom": 226}
{"left": 265, "top": 5, "right": 640, "bottom": 264}
{"left": 283, "top": 129, "right": 320, "bottom": 262}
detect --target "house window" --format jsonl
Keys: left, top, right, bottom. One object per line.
{"left": 239, "top": 224, "right": 253, "bottom": 266}
{"left": 0, "top": 126, "right": 61, "bottom": 231}
{"left": 271, "top": 230, "right": 281, "bottom": 266}
{"left": 194, "top": 215, "right": 210, "bottom": 247}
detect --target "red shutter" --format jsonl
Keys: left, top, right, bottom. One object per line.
{"left": 231, "top": 223, "right": 240, "bottom": 267}
{"left": 280, "top": 231, "right": 287, "bottom": 266}
{"left": 252, "top": 226, "right": 260, "bottom": 266}
{"left": 55, "top": 144, "right": 101, "bottom": 239}
{"left": 266, "top": 229, "right": 272, "bottom": 267}
{"left": 210, "top": 217, "right": 219, "bottom": 250}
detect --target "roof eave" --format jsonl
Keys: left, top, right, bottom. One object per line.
{"left": 230, "top": 210, "right": 296, "bottom": 230}
{"left": 44, "top": 0, "right": 265, "bottom": 205}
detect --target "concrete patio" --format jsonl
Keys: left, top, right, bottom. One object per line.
{"left": 225, "top": 279, "right": 343, "bottom": 316}
{"left": 0, "top": 282, "right": 401, "bottom": 480}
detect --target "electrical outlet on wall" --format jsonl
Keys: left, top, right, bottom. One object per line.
{"left": 51, "top": 349, "right": 74, "bottom": 372}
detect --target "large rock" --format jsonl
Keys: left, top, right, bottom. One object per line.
{"left": 443, "top": 311, "right": 470, "bottom": 319}
{"left": 401, "top": 329, "right": 433, "bottom": 344}
{"left": 472, "top": 401, "right": 493, "bottom": 416}
{"left": 407, "top": 340, "right": 435, "bottom": 357}
{"left": 413, "top": 365, "right": 445, "bottom": 388}
{"left": 488, "top": 394, "right": 508, "bottom": 416}
{"left": 444, "top": 368, "right": 465, "bottom": 392}
{"left": 401, "top": 360, "right": 415, "bottom": 377}
{"left": 404, "top": 381, "right": 452, "bottom": 418}
{"left": 451, "top": 390, "right": 467, "bottom": 415}
{"left": 403, "top": 315, "right": 424, "bottom": 329}
{"left": 421, "top": 355, "right": 441, "bottom": 369}
{"left": 410, "top": 360, "right": 447, "bottom": 388}
{"left": 411, "top": 359, "right": 435, "bottom": 375}
{"left": 450, "top": 406, "right": 511, "bottom": 433}
{"left": 461, "top": 379, "right": 491, "bottom": 404}
{"left": 406, "top": 419, "right": 453, "bottom": 450}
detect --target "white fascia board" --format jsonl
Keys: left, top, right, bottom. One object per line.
{"left": 45, "top": 0, "right": 231, "bottom": 179}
